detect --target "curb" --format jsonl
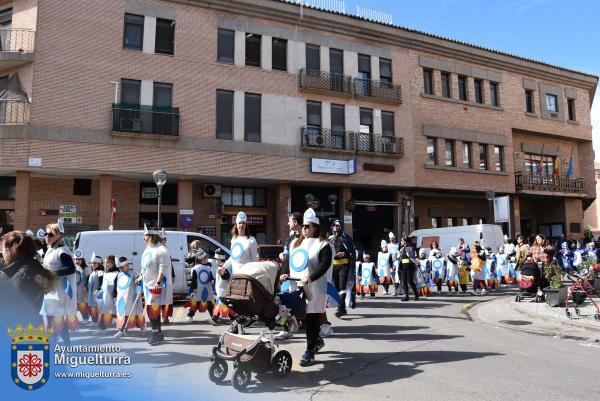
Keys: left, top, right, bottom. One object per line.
{"left": 510, "top": 302, "right": 600, "bottom": 335}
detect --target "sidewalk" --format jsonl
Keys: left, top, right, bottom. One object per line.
{"left": 470, "top": 288, "right": 600, "bottom": 341}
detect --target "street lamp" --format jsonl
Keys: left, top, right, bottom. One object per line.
{"left": 153, "top": 169, "right": 168, "bottom": 229}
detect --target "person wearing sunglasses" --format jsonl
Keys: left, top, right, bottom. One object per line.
{"left": 289, "top": 208, "right": 333, "bottom": 367}
{"left": 41, "top": 221, "right": 78, "bottom": 345}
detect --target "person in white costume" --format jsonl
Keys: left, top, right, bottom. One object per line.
{"left": 377, "top": 240, "right": 393, "bottom": 295}
{"left": 98, "top": 255, "right": 119, "bottom": 330}
{"left": 158, "top": 229, "right": 175, "bottom": 324}
{"left": 288, "top": 208, "right": 333, "bottom": 367}
{"left": 224, "top": 211, "right": 258, "bottom": 275}
{"left": 115, "top": 256, "right": 144, "bottom": 332}
{"left": 41, "top": 221, "right": 78, "bottom": 344}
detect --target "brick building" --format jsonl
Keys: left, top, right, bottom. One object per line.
{"left": 583, "top": 162, "right": 600, "bottom": 238}
{"left": 0, "top": 0, "right": 596, "bottom": 250}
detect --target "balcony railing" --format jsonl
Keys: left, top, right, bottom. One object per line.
{"left": 515, "top": 173, "right": 585, "bottom": 193}
{"left": 0, "top": 29, "right": 35, "bottom": 53}
{"left": 301, "top": 126, "right": 354, "bottom": 151}
{"left": 112, "top": 103, "right": 179, "bottom": 136}
{"left": 0, "top": 100, "right": 29, "bottom": 124}
{"left": 299, "top": 69, "right": 353, "bottom": 96}
{"left": 354, "top": 78, "right": 402, "bottom": 103}
{"left": 356, "top": 132, "right": 404, "bottom": 155}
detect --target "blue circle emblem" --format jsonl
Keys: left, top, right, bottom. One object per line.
{"left": 432, "top": 259, "right": 443, "bottom": 270}
{"left": 290, "top": 248, "right": 309, "bottom": 272}
{"left": 198, "top": 269, "right": 211, "bottom": 285}
{"left": 231, "top": 242, "right": 244, "bottom": 261}
{"left": 378, "top": 256, "right": 388, "bottom": 268}
{"left": 362, "top": 267, "right": 371, "bottom": 278}
{"left": 117, "top": 273, "right": 132, "bottom": 290}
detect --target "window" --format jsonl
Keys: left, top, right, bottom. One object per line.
{"left": 306, "top": 101, "right": 322, "bottom": 128}
{"left": 305, "top": 44, "right": 320, "bottom": 71}
{"left": 567, "top": 98, "right": 576, "bottom": 121}
{"left": 426, "top": 137, "right": 437, "bottom": 166}
{"left": 379, "top": 58, "right": 392, "bottom": 86}
{"left": 0, "top": 176, "right": 16, "bottom": 199}
{"left": 222, "top": 187, "right": 266, "bottom": 207}
{"left": 329, "top": 48, "right": 344, "bottom": 91}
{"left": 331, "top": 104, "right": 345, "bottom": 149}
{"left": 431, "top": 217, "right": 439, "bottom": 228}
{"left": 478, "top": 218, "right": 485, "bottom": 224}
{"left": 0, "top": 8, "right": 12, "bottom": 28}
{"left": 217, "top": 29, "right": 235, "bottom": 63}
{"left": 546, "top": 94, "right": 557, "bottom": 112}
{"left": 153, "top": 82, "right": 172, "bottom": 107}
{"left": 216, "top": 90, "right": 234, "bottom": 140}
{"left": 444, "top": 139, "right": 455, "bottom": 167}
{"left": 244, "top": 93, "right": 261, "bottom": 142}
{"left": 123, "top": 14, "right": 144, "bottom": 51}
{"left": 525, "top": 90, "right": 534, "bottom": 113}
{"left": 524, "top": 154, "right": 554, "bottom": 176}
{"left": 474, "top": 79, "right": 483, "bottom": 104}
{"left": 245, "top": 33, "right": 261, "bottom": 67}
{"left": 441, "top": 72, "right": 451, "bottom": 98}
{"left": 139, "top": 182, "right": 177, "bottom": 205}
{"left": 447, "top": 218, "right": 456, "bottom": 227}
{"left": 462, "top": 218, "right": 470, "bottom": 226}
{"left": 73, "top": 179, "right": 91, "bottom": 196}
{"left": 423, "top": 69, "right": 433, "bottom": 95}
{"left": 155, "top": 18, "right": 175, "bottom": 55}
{"left": 272, "top": 37, "right": 287, "bottom": 71}
{"left": 120, "top": 79, "right": 141, "bottom": 104}
{"left": 358, "top": 108, "right": 373, "bottom": 151}
{"left": 494, "top": 146, "right": 504, "bottom": 172}
{"left": 489, "top": 82, "right": 499, "bottom": 106}
{"left": 458, "top": 75, "right": 467, "bottom": 101}
{"left": 479, "top": 144, "right": 488, "bottom": 170}
{"left": 381, "top": 111, "right": 394, "bottom": 136}
{"left": 357, "top": 54, "right": 371, "bottom": 96}
{"left": 462, "top": 142, "right": 472, "bottom": 169}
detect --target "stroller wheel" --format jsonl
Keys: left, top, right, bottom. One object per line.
{"left": 272, "top": 350, "right": 292, "bottom": 378}
{"left": 595, "top": 314, "right": 600, "bottom": 321}
{"left": 232, "top": 366, "right": 251, "bottom": 391}
{"left": 575, "top": 308, "right": 581, "bottom": 316}
{"left": 566, "top": 311, "right": 571, "bottom": 319}
{"left": 208, "top": 359, "right": 228, "bottom": 383}
{"left": 515, "top": 295, "right": 521, "bottom": 303}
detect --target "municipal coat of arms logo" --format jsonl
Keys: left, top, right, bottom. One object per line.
{"left": 8, "top": 324, "right": 52, "bottom": 390}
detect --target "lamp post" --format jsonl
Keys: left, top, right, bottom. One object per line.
{"left": 153, "top": 169, "right": 168, "bottom": 229}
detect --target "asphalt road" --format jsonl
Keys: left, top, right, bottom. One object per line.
{"left": 69, "top": 289, "right": 600, "bottom": 401}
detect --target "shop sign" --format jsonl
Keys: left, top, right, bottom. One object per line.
{"left": 179, "top": 209, "right": 194, "bottom": 215}
{"left": 344, "top": 215, "right": 353, "bottom": 225}
{"left": 494, "top": 195, "right": 510, "bottom": 223}
{"left": 59, "top": 205, "right": 77, "bottom": 214}
{"left": 197, "top": 225, "right": 216, "bottom": 237}
{"left": 230, "top": 215, "right": 265, "bottom": 225}
{"left": 310, "top": 158, "right": 356, "bottom": 175}
{"left": 141, "top": 187, "right": 158, "bottom": 199}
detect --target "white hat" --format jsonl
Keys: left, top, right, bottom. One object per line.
{"left": 195, "top": 249, "right": 208, "bottom": 261}
{"left": 236, "top": 211, "right": 247, "bottom": 224}
{"left": 381, "top": 240, "right": 388, "bottom": 248}
{"left": 159, "top": 227, "right": 166, "bottom": 239}
{"left": 363, "top": 252, "right": 371, "bottom": 258}
{"left": 90, "top": 252, "right": 102, "bottom": 264}
{"left": 418, "top": 248, "right": 426, "bottom": 256}
{"left": 214, "top": 248, "right": 227, "bottom": 260}
{"left": 25, "top": 229, "right": 36, "bottom": 240}
{"left": 73, "top": 248, "right": 84, "bottom": 259}
{"left": 388, "top": 232, "right": 396, "bottom": 239}
{"left": 143, "top": 224, "right": 159, "bottom": 235}
{"left": 303, "top": 208, "right": 319, "bottom": 225}
{"left": 57, "top": 219, "right": 65, "bottom": 234}
{"left": 117, "top": 257, "right": 129, "bottom": 267}
{"left": 36, "top": 229, "right": 45, "bottom": 240}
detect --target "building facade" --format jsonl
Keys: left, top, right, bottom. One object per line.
{"left": 583, "top": 162, "right": 600, "bottom": 237}
{"left": 0, "top": 0, "right": 596, "bottom": 251}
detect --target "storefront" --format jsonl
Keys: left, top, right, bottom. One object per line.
{"left": 291, "top": 185, "right": 341, "bottom": 227}
{"left": 220, "top": 207, "right": 268, "bottom": 245}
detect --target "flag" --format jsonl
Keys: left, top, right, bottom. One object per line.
{"left": 553, "top": 156, "right": 560, "bottom": 176}
{"left": 567, "top": 154, "right": 574, "bottom": 177}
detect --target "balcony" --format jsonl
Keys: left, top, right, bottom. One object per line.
{"left": 301, "top": 126, "right": 354, "bottom": 152}
{"left": 0, "top": 29, "right": 35, "bottom": 69}
{"left": 112, "top": 104, "right": 180, "bottom": 136}
{"left": 515, "top": 173, "right": 585, "bottom": 194}
{"left": 299, "top": 69, "right": 352, "bottom": 96}
{"left": 353, "top": 78, "right": 402, "bottom": 104}
{"left": 356, "top": 132, "right": 404, "bottom": 156}
{"left": 0, "top": 100, "right": 29, "bottom": 124}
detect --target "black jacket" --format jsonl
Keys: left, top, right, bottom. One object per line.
{"left": 0, "top": 258, "right": 56, "bottom": 321}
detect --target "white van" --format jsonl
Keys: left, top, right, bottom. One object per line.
{"left": 73, "top": 230, "right": 230, "bottom": 297}
{"left": 409, "top": 224, "right": 505, "bottom": 255}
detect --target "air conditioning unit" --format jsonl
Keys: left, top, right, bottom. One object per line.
{"left": 203, "top": 184, "right": 221, "bottom": 198}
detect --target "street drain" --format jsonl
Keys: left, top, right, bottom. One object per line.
{"left": 499, "top": 320, "right": 532, "bottom": 326}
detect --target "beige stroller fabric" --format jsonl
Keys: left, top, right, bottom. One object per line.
{"left": 235, "top": 261, "right": 278, "bottom": 295}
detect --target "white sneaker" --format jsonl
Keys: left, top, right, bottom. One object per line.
{"left": 289, "top": 317, "right": 299, "bottom": 334}
{"left": 481, "top": 289, "right": 488, "bottom": 296}
{"left": 185, "top": 316, "right": 193, "bottom": 323}
{"left": 274, "top": 331, "right": 293, "bottom": 340}
{"left": 319, "top": 324, "right": 333, "bottom": 338}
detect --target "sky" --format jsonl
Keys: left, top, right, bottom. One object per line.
{"left": 333, "top": 0, "right": 600, "bottom": 161}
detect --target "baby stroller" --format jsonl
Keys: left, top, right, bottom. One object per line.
{"left": 515, "top": 259, "right": 544, "bottom": 303}
{"left": 208, "top": 262, "right": 294, "bottom": 391}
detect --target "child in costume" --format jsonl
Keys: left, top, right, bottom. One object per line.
{"left": 457, "top": 255, "right": 469, "bottom": 293}
{"left": 73, "top": 249, "right": 90, "bottom": 323}
{"left": 213, "top": 248, "right": 235, "bottom": 320}
{"left": 485, "top": 247, "right": 498, "bottom": 289}
{"left": 377, "top": 240, "right": 393, "bottom": 295}
{"left": 573, "top": 242, "right": 584, "bottom": 269}
{"left": 470, "top": 243, "right": 488, "bottom": 295}
{"left": 186, "top": 249, "right": 218, "bottom": 324}
{"left": 358, "top": 253, "right": 377, "bottom": 298}
{"left": 445, "top": 247, "right": 459, "bottom": 292}
{"left": 86, "top": 253, "right": 104, "bottom": 324}
{"left": 415, "top": 248, "right": 431, "bottom": 297}
{"left": 559, "top": 241, "right": 575, "bottom": 271}
{"left": 429, "top": 249, "right": 445, "bottom": 293}
{"left": 115, "top": 257, "right": 144, "bottom": 332}
{"left": 98, "top": 255, "right": 119, "bottom": 330}
{"left": 495, "top": 246, "right": 511, "bottom": 285}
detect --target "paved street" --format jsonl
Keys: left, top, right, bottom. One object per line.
{"left": 68, "top": 288, "right": 600, "bottom": 401}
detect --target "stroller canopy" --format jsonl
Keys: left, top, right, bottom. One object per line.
{"left": 235, "top": 261, "right": 279, "bottom": 295}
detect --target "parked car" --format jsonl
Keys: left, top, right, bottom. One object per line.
{"left": 73, "top": 230, "right": 230, "bottom": 297}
